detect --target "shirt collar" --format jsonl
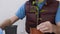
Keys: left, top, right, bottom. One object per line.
{"left": 37, "top": 0, "right": 46, "bottom": 9}
{"left": 37, "top": 0, "right": 46, "bottom": 6}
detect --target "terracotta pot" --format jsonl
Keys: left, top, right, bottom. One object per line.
{"left": 30, "top": 28, "right": 43, "bottom": 34}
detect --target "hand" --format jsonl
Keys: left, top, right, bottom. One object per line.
{"left": 37, "top": 21, "right": 54, "bottom": 33}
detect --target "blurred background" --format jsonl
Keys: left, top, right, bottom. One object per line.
{"left": 0, "top": 0, "right": 60, "bottom": 34}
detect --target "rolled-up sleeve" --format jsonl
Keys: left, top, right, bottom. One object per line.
{"left": 55, "top": 3, "right": 60, "bottom": 23}
{"left": 15, "top": 3, "right": 25, "bottom": 19}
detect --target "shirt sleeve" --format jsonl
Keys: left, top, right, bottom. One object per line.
{"left": 0, "top": 28, "right": 3, "bottom": 34}
{"left": 55, "top": 3, "right": 60, "bottom": 23}
{"left": 15, "top": 3, "right": 25, "bottom": 19}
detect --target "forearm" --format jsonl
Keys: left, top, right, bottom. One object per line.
{"left": 0, "top": 19, "right": 13, "bottom": 29}
{"left": 0, "top": 16, "right": 19, "bottom": 29}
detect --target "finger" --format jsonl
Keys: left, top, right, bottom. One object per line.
{"left": 43, "top": 31, "right": 50, "bottom": 33}
{"left": 37, "top": 21, "right": 49, "bottom": 27}
{"left": 40, "top": 29, "right": 50, "bottom": 33}
{"left": 37, "top": 24, "right": 46, "bottom": 30}
{"left": 39, "top": 28, "right": 49, "bottom": 33}
{"left": 40, "top": 27, "right": 49, "bottom": 31}
{"left": 39, "top": 28, "right": 52, "bottom": 33}
{"left": 38, "top": 23, "right": 45, "bottom": 27}
{"left": 43, "top": 30, "right": 52, "bottom": 33}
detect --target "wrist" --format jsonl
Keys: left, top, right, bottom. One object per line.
{"left": 53, "top": 26, "right": 57, "bottom": 34}
{"left": 53, "top": 25, "right": 60, "bottom": 34}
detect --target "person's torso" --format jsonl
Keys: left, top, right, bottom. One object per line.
{"left": 25, "top": 0, "right": 59, "bottom": 33}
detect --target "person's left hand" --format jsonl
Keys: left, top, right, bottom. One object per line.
{"left": 37, "top": 21, "right": 54, "bottom": 33}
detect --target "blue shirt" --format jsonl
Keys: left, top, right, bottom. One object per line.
{"left": 0, "top": 28, "right": 3, "bottom": 34}
{"left": 16, "top": 1, "right": 60, "bottom": 23}
{"left": 55, "top": 4, "right": 60, "bottom": 23}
